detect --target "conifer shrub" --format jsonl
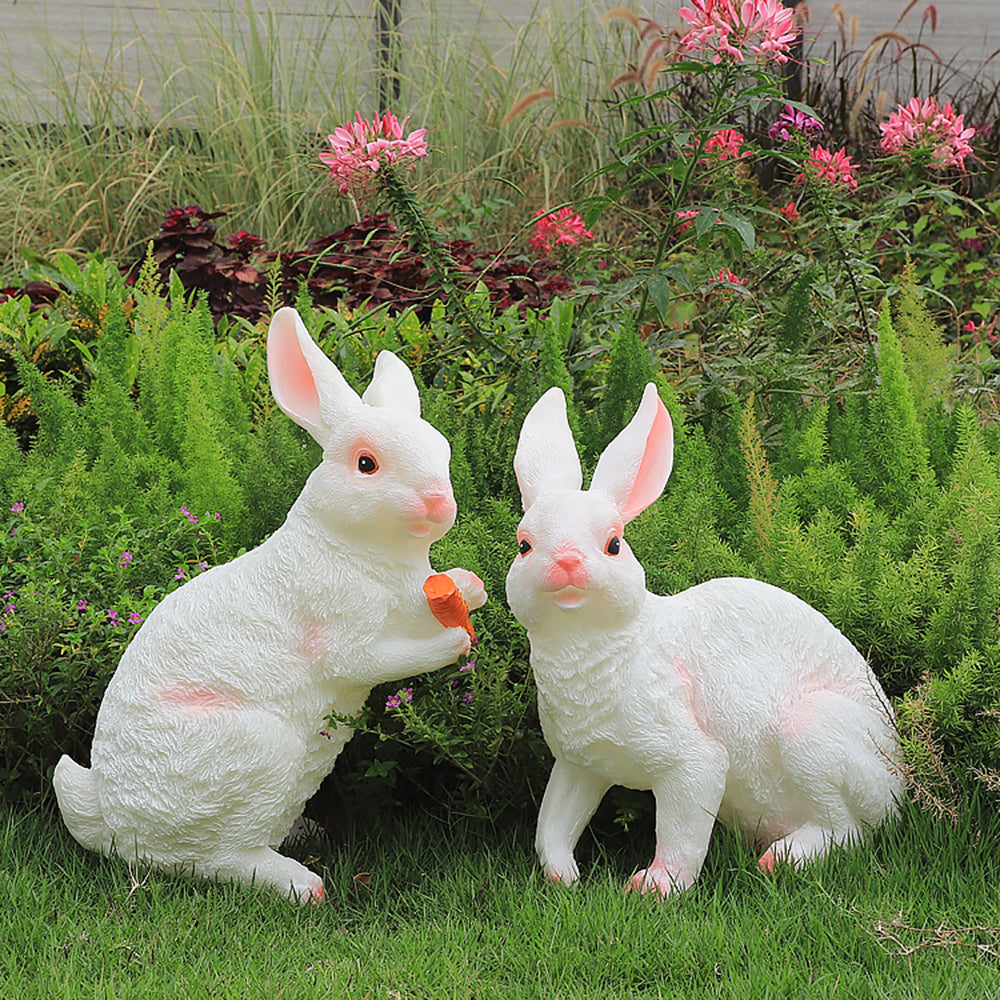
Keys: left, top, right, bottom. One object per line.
{"left": 6, "top": 273, "right": 1000, "bottom": 824}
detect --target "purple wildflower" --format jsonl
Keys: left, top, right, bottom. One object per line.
{"left": 174, "top": 567, "right": 188, "bottom": 580}
{"left": 181, "top": 506, "right": 199, "bottom": 525}
{"left": 768, "top": 105, "right": 824, "bottom": 142}
{"left": 10, "top": 502, "right": 24, "bottom": 514}
{"left": 106, "top": 609, "right": 121, "bottom": 626}
{"left": 77, "top": 599, "right": 88, "bottom": 611}
{"left": 128, "top": 611, "right": 145, "bottom": 626}
{"left": 119, "top": 551, "right": 133, "bottom": 569}
{"left": 385, "top": 688, "right": 413, "bottom": 710}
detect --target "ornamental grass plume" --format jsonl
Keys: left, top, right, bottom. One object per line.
{"left": 879, "top": 96, "right": 975, "bottom": 171}
{"left": 677, "top": 0, "right": 799, "bottom": 64}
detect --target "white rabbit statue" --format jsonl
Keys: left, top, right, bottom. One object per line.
{"left": 506, "top": 384, "right": 903, "bottom": 896}
{"left": 53, "top": 306, "right": 486, "bottom": 903}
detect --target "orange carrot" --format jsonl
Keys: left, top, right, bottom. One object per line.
{"left": 423, "top": 573, "right": 475, "bottom": 641}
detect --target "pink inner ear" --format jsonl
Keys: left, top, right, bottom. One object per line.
{"left": 622, "top": 399, "right": 672, "bottom": 521}
{"left": 271, "top": 326, "right": 320, "bottom": 428}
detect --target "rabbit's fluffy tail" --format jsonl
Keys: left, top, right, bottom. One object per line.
{"left": 53, "top": 755, "right": 114, "bottom": 855}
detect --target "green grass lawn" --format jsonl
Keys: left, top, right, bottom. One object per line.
{"left": 3, "top": 795, "right": 1000, "bottom": 998}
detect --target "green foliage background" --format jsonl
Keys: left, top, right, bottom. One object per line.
{"left": 4, "top": 265, "right": 1000, "bottom": 825}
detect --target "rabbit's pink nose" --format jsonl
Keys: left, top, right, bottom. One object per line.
{"left": 555, "top": 551, "right": 583, "bottom": 571}
{"left": 546, "top": 547, "right": 588, "bottom": 590}
{"left": 421, "top": 489, "right": 456, "bottom": 522}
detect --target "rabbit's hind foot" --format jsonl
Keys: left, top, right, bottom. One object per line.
{"left": 209, "top": 847, "right": 325, "bottom": 904}
{"left": 758, "top": 822, "right": 856, "bottom": 873}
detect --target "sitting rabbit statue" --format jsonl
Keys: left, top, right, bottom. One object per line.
{"left": 54, "top": 306, "right": 486, "bottom": 903}
{"left": 506, "top": 384, "right": 902, "bottom": 896}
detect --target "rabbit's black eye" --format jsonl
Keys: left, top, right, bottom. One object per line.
{"left": 606, "top": 536, "right": 621, "bottom": 556}
{"left": 518, "top": 538, "right": 532, "bottom": 556}
{"left": 357, "top": 454, "right": 378, "bottom": 474}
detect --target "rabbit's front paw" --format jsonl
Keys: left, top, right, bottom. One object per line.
{"left": 544, "top": 860, "right": 579, "bottom": 887}
{"left": 444, "top": 568, "right": 488, "bottom": 611}
{"left": 627, "top": 864, "right": 685, "bottom": 898}
{"left": 448, "top": 625, "right": 473, "bottom": 662}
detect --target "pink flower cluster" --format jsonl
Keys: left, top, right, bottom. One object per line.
{"left": 802, "top": 146, "right": 860, "bottom": 192}
{"left": 768, "top": 105, "right": 824, "bottom": 142}
{"left": 320, "top": 111, "right": 429, "bottom": 195}
{"left": 529, "top": 207, "right": 594, "bottom": 254}
{"left": 962, "top": 315, "right": 998, "bottom": 342}
{"left": 879, "top": 97, "right": 975, "bottom": 171}
{"left": 678, "top": 0, "right": 799, "bottom": 65}
{"left": 703, "top": 128, "right": 752, "bottom": 161}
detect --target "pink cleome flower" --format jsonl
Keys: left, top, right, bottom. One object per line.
{"left": 712, "top": 267, "right": 747, "bottom": 286}
{"left": 801, "top": 145, "right": 860, "bottom": 192}
{"left": 768, "top": 105, "right": 824, "bottom": 142}
{"left": 778, "top": 201, "right": 800, "bottom": 222}
{"left": 321, "top": 111, "right": 429, "bottom": 195}
{"left": 879, "top": 97, "right": 975, "bottom": 171}
{"left": 677, "top": 0, "right": 799, "bottom": 65}
{"left": 703, "top": 128, "right": 752, "bottom": 161}
{"left": 529, "top": 207, "right": 595, "bottom": 254}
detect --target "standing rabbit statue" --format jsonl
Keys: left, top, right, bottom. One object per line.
{"left": 506, "top": 384, "right": 903, "bottom": 896}
{"left": 53, "top": 306, "right": 486, "bottom": 903}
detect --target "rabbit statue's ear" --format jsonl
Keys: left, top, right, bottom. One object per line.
{"left": 514, "top": 387, "right": 583, "bottom": 510}
{"left": 361, "top": 350, "right": 421, "bottom": 416}
{"left": 267, "top": 307, "right": 361, "bottom": 441}
{"left": 590, "top": 383, "right": 673, "bottom": 523}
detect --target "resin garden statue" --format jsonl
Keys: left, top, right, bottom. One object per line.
{"left": 54, "top": 306, "right": 485, "bottom": 903}
{"left": 506, "top": 384, "right": 903, "bottom": 896}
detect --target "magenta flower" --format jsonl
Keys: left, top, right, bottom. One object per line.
{"left": 879, "top": 97, "right": 975, "bottom": 171}
{"left": 119, "top": 551, "right": 133, "bottom": 569}
{"left": 962, "top": 316, "right": 998, "bottom": 342}
{"left": 320, "top": 111, "right": 429, "bottom": 196}
{"left": 10, "top": 502, "right": 24, "bottom": 514}
{"left": 702, "top": 128, "right": 752, "bottom": 161}
{"left": 711, "top": 267, "right": 748, "bottom": 286}
{"left": 106, "top": 609, "right": 121, "bottom": 626}
{"left": 174, "top": 567, "right": 187, "bottom": 580}
{"left": 385, "top": 687, "right": 414, "bottom": 710}
{"left": 768, "top": 105, "right": 824, "bottom": 142}
{"left": 181, "top": 506, "right": 199, "bottom": 525}
{"left": 529, "top": 207, "right": 595, "bottom": 254}
{"left": 76, "top": 599, "right": 88, "bottom": 611}
{"left": 678, "top": 0, "right": 799, "bottom": 65}
{"left": 801, "top": 146, "right": 860, "bottom": 192}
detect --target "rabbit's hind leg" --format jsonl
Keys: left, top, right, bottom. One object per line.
{"left": 198, "top": 847, "right": 325, "bottom": 904}
{"left": 759, "top": 690, "right": 901, "bottom": 871}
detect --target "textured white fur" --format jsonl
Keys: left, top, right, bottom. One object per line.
{"left": 506, "top": 384, "right": 903, "bottom": 896}
{"left": 53, "top": 307, "right": 486, "bottom": 903}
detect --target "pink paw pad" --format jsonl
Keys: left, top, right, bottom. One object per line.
{"left": 757, "top": 849, "right": 777, "bottom": 873}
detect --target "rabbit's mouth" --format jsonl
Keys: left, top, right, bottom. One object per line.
{"left": 551, "top": 586, "right": 588, "bottom": 609}
{"left": 405, "top": 520, "right": 433, "bottom": 538}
